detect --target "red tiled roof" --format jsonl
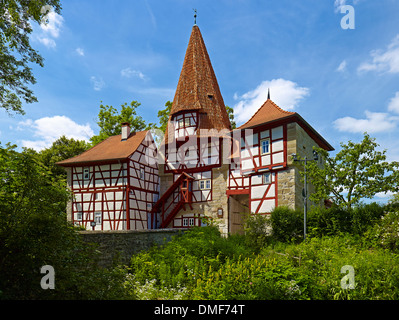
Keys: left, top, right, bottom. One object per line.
{"left": 57, "top": 130, "right": 149, "bottom": 166}
{"left": 238, "top": 98, "right": 334, "bottom": 151}
{"left": 238, "top": 99, "right": 296, "bottom": 130}
{"left": 166, "top": 25, "right": 231, "bottom": 142}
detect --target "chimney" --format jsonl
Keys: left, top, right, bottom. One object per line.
{"left": 121, "top": 122, "right": 130, "bottom": 141}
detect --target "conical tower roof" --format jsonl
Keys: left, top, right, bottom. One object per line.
{"left": 169, "top": 25, "right": 231, "bottom": 133}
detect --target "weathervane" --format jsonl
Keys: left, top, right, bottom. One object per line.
{"left": 193, "top": 9, "right": 197, "bottom": 25}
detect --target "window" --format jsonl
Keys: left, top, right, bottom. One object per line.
{"left": 199, "top": 179, "right": 211, "bottom": 190}
{"left": 94, "top": 212, "right": 102, "bottom": 225}
{"left": 184, "top": 117, "right": 191, "bottom": 127}
{"left": 76, "top": 212, "right": 83, "bottom": 221}
{"left": 140, "top": 168, "right": 145, "bottom": 180}
{"left": 83, "top": 168, "right": 90, "bottom": 180}
{"left": 261, "top": 138, "right": 270, "bottom": 155}
{"left": 183, "top": 218, "right": 188, "bottom": 227}
{"left": 263, "top": 172, "right": 271, "bottom": 184}
{"left": 189, "top": 218, "right": 195, "bottom": 226}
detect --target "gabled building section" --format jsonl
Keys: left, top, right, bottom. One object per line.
{"left": 227, "top": 97, "right": 334, "bottom": 232}
{"left": 57, "top": 125, "right": 159, "bottom": 231}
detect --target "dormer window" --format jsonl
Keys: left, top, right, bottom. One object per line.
{"left": 172, "top": 111, "right": 198, "bottom": 139}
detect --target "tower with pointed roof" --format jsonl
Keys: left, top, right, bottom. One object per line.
{"left": 154, "top": 24, "right": 232, "bottom": 233}
{"left": 57, "top": 21, "right": 334, "bottom": 235}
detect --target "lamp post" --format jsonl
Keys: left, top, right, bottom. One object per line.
{"left": 292, "top": 150, "right": 318, "bottom": 240}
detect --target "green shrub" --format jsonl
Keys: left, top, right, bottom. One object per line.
{"left": 307, "top": 203, "right": 385, "bottom": 237}
{"left": 270, "top": 206, "right": 303, "bottom": 242}
{"left": 243, "top": 213, "right": 271, "bottom": 252}
{"left": 365, "top": 209, "right": 399, "bottom": 252}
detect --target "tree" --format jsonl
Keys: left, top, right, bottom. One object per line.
{"left": 0, "top": 143, "right": 128, "bottom": 299}
{"left": 0, "top": 0, "right": 62, "bottom": 114}
{"left": 38, "top": 135, "right": 91, "bottom": 179}
{"left": 157, "top": 100, "right": 172, "bottom": 132}
{"left": 305, "top": 133, "right": 399, "bottom": 209}
{"left": 90, "top": 101, "right": 153, "bottom": 146}
{"left": 225, "top": 105, "right": 236, "bottom": 129}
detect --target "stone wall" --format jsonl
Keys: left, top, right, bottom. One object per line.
{"left": 79, "top": 229, "right": 183, "bottom": 268}
{"left": 277, "top": 122, "right": 322, "bottom": 211}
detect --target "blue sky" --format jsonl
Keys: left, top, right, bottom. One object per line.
{"left": 1, "top": 0, "right": 399, "bottom": 201}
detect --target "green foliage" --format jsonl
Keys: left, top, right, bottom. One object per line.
{"left": 0, "top": 0, "right": 62, "bottom": 114}
{"left": 305, "top": 133, "right": 399, "bottom": 209}
{"left": 37, "top": 135, "right": 91, "bottom": 179}
{"left": 243, "top": 213, "right": 270, "bottom": 252}
{"left": 0, "top": 143, "right": 129, "bottom": 299}
{"left": 365, "top": 209, "right": 399, "bottom": 252}
{"left": 156, "top": 100, "right": 172, "bottom": 132}
{"left": 270, "top": 206, "right": 303, "bottom": 243}
{"left": 128, "top": 221, "right": 399, "bottom": 300}
{"left": 225, "top": 105, "right": 236, "bottom": 129}
{"left": 90, "top": 101, "right": 153, "bottom": 146}
{"left": 307, "top": 203, "right": 385, "bottom": 237}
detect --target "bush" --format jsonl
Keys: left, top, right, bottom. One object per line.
{"left": 243, "top": 213, "right": 271, "bottom": 252}
{"left": 307, "top": 203, "right": 385, "bottom": 237}
{"left": 277, "top": 236, "right": 399, "bottom": 300}
{"left": 365, "top": 209, "right": 399, "bottom": 252}
{"left": 270, "top": 206, "right": 303, "bottom": 242}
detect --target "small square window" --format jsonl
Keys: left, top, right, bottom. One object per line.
{"left": 199, "top": 179, "right": 211, "bottom": 190}
{"left": 83, "top": 168, "right": 90, "bottom": 180}
{"left": 261, "top": 139, "right": 270, "bottom": 155}
{"left": 263, "top": 173, "right": 271, "bottom": 184}
{"left": 76, "top": 212, "right": 82, "bottom": 221}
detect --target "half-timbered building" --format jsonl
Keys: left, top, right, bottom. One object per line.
{"left": 57, "top": 125, "right": 159, "bottom": 231}
{"left": 58, "top": 23, "right": 333, "bottom": 234}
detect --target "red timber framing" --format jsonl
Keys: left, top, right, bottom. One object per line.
{"left": 163, "top": 136, "right": 223, "bottom": 174}
{"left": 171, "top": 111, "right": 199, "bottom": 140}
{"left": 227, "top": 123, "right": 288, "bottom": 214}
{"left": 150, "top": 173, "right": 194, "bottom": 229}
{"left": 70, "top": 138, "right": 159, "bottom": 231}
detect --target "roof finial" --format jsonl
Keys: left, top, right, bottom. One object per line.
{"left": 267, "top": 88, "right": 271, "bottom": 100}
{"left": 193, "top": 8, "right": 197, "bottom": 25}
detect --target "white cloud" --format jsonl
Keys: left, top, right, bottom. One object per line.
{"left": 334, "top": 0, "right": 360, "bottom": 13}
{"left": 36, "top": 10, "right": 64, "bottom": 49}
{"left": 334, "top": 0, "right": 347, "bottom": 13}
{"left": 76, "top": 47, "right": 85, "bottom": 56}
{"left": 18, "top": 116, "right": 94, "bottom": 151}
{"left": 333, "top": 110, "right": 398, "bottom": 133}
{"left": 233, "top": 78, "right": 310, "bottom": 125}
{"left": 40, "top": 11, "right": 63, "bottom": 38}
{"left": 358, "top": 34, "right": 399, "bottom": 73}
{"left": 38, "top": 37, "right": 56, "bottom": 49}
{"left": 121, "top": 67, "right": 147, "bottom": 80}
{"left": 90, "top": 76, "right": 105, "bottom": 91}
{"left": 34, "top": 9, "right": 64, "bottom": 49}
{"left": 336, "top": 60, "right": 347, "bottom": 72}
{"left": 388, "top": 92, "right": 399, "bottom": 114}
